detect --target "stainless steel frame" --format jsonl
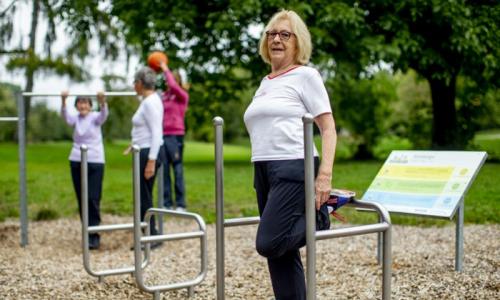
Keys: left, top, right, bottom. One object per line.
{"left": 131, "top": 146, "right": 208, "bottom": 300}
{"left": 15, "top": 91, "right": 136, "bottom": 247}
{"left": 214, "top": 115, "right": 393, "bottom": 300}
{"left": 80, "top": 145, "right": 149, "bottom": 282}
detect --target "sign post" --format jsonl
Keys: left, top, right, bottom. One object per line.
{"left": 362, "top": 151, "right": 487, "bottom": 271}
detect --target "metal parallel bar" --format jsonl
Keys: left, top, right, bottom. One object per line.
{"left": 81, "top": 145, "right": 149, "bottom": 279}
{"left": 133, "top": 145, "right": 151, "bottom": 288}
{"left": 87, "top": 222, "right": 147, "bottom": 233}
{"left": 134, "top": 145, "right": 208, "bottom": 298}
{"left": 377, "top": 215, "right": 383, "bottom": 265}
{"left": 157, "top": 164, "right": 164, "bottom": 235}
{"left": 81, "top": 145, "right": 91, "bottom": 275}
{"left": 22, "top": 91, "right": 136, "bottom": 97}
{"left": 214, "top": 115, "right": 392, "bottom": 300}
{"left": 0, "top": 117, "right": 19, "bottom": 121}
{"left": 16, "top": 91, "right": 28, "bottom": 247}
{"left": 147, "top": 208, "right": 207, "bottom": 225}
{"left": 214, "top": 116, "right": 225, "bottom": 300}
{"left": 455, "top": 198, "right": 464, "bottom": 272}
{"left": 382, "top": 218, "right": 392, "bottom": 300}
{"left": 302, "top": 115, "right": 392, "bottom": 300}
{"left": 316, "top": 223, "right": 389, "bottom": 240}
{"left": 141, "top": 231, "right": 205, "bottom": 243}
{"left": 303, "top": 114, "right": 317, "bottom": 300}
{"left": 224, "top": 217, "right": 260, "bottom": 227}
{"left": 136, "top": 273, "right": 207, "bottom": 294}
{"left": 88, "top": 266, "right": 137, "bottom": 277}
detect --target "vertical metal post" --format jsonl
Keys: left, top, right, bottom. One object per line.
{"left": 157, "top": 163, "right": 164, "bottom": 235}
{"left": 377, "top": 215, "right": 383, "bottom": 265}
{"left": 132, "top": 146, "right": 145, "bottom": 284}
{"left": 303, "top": 114, "right": 316, "bottom": 300}
{"left": 81, "top": 145, "right": 90, "bottom": 270}
{"left": 16, "top": 91, "right": 28, "bottom": 247}
{"left": 382, "top": 218, "right": 392, "bottom": 300}
{"left": 213, "top": 116, "right": 225, "bottom": 300}
{"left": 455, "top": 198, "right": 464, "bottom": 272}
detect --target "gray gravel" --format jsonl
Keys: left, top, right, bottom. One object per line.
{"left": 0, "top": 215, "right": 498, "bottom": 299}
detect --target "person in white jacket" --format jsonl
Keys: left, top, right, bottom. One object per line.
{"left": 129, "top": 67, "right": 164, "bottom": 247}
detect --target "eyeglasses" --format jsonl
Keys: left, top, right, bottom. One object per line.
{"left": 265, "top": 30, "right": 295, "bottom": 41}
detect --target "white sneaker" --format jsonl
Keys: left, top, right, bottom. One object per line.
{"left": 175, "top": 207, "right": 187, "bottom": 212}
{"left": 165, "top": 206, "right": 174, "bottom": 210}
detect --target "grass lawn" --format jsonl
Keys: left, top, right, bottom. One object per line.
{"left": 0, "top": 140, "right": 498, "bottom": 226}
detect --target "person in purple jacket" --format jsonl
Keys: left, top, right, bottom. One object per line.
{"left": 61, "top": 91, "right": 108, "bottom": 250}
{"left": 158, "top": 61, "right": 189, "bottom": 212}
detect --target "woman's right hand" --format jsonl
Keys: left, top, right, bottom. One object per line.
{"left": 123, "top": 145, "right": 132, "bottom": 155}
{"left": 159, "top": 61, "right": 168, "bottom": 72}
{"left": 97, "top": 91, "right": 106, "bottom": 106}
{"left": 61, "top": 91, "right": 69, "bottom": 106}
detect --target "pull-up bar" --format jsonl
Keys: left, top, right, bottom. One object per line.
{"left": 14, "top": 90, "right": 140, "bottom": 247}
{"left": 22, "top": 91, "right": 137, "bottom": 97}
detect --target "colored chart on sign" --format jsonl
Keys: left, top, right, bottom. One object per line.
{"left": 361, "top": 151, "right": 487, "bottom": 218}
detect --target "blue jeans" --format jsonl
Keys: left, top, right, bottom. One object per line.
{"left": 163, "top": 135, "right": 185, "bottom": 208}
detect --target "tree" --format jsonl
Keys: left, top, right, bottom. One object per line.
{"left": 1, "top": 0, "right": 121, "bottom": 124}
{"left": 318, "top": 0, "right": 500, "bottom": 149}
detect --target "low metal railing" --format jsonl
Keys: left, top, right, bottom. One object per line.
{"left": 131, "top": 145, "right": 208, "bottom": 300}
{"left": 81, "top": 145, "right": 149, "bottom": 282}
{"left": 214, "top": 115, "right": 392, "bottom": 300}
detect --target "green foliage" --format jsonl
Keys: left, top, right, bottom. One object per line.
{"left": 28, "top": 103, "right": 72, "bottom": 142}
{"left": 329, "top": 70, "right": 399, "bottom": 158}
{"left": 0, "top": 82, "right": 18, "bottom": 142}
{"left": 102, "top": 95, "right": 139, "bottom": 140}
{"left": 470, "top": 130, "right": 500, "bottom": 162}
{"left": 372, "top": 135, "right": 413, "bottom": 161}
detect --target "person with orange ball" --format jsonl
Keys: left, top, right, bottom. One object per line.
{"left": 156, "top": 58, "right": 189, "bottom": 212}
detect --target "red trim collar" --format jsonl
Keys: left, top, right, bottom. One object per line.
{"left": 267, "top": 65, "right": 302, "bottom": 79}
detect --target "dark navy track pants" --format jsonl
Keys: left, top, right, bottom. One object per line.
{"left": 253, "top": 158, "right": 330, "bottom": 300}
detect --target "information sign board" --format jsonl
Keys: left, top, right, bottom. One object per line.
{"left": 361, "top": 151, "right": 487, "bottom": 218}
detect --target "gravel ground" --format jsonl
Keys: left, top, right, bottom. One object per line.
{"left": 0, "top": 215, "right": 498, "bottom": 300}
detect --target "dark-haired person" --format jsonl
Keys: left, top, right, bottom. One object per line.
{"left": 243, "top": 10, "right": 337, "bottom": 300}
{"left": 61, "top": 91, "right": 108, "bottom": 250}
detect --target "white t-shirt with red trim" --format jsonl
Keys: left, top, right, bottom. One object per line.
{"left": 244, "top": 65, "right": 332, "bottom": 162}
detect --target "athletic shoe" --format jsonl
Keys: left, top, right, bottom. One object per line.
{"left": 89, "top": 234, "right": 100, "bottom": 250}
{"left": 175, "top": 207, "right": 187, "bottom": 212}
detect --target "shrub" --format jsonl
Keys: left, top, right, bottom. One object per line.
{"left": 373, "top": 135, "right": 413, "bottom": 160}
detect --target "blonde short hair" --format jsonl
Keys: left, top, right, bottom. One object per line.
{"left": 259, "top": 10, "right": 312, "bottom": 65}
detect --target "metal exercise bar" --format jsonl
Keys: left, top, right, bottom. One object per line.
{"left": 303, "top": 114, "right": 316, "bottom": 299}
{"left": 22, "top": 91, "right": 137, "bottom": 97}
{"left": 303, "top": 113, "right": 392, "bottom": 300}
{"left": 0, "top": 117, "right": 19, "bottom": 121}
{"left": 16, "top": 91, "right": 28, "bottom": 247}
{"left": 15, "top": 90, "right": 139, "bottom": 248}
{"left": 455, "top": 198, "right": 464, "bottom": 271}
{"left": 214, "top": 115, "right": 392, "bottom": 300}
{"left": 214, "top": 116, "right": 225, "bottom": 300}
{"left": 132, "top": 146, "right": 208, "bottom": 300}
{"left": 80, "top": 145, "right": 149, "bottom": 282}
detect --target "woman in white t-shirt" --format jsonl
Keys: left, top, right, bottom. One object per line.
{"left": 243, "top": 10, "right": 337, "bottom": 300}
{"left": 129, "top": 67, "right": 164, "bottom": 247}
